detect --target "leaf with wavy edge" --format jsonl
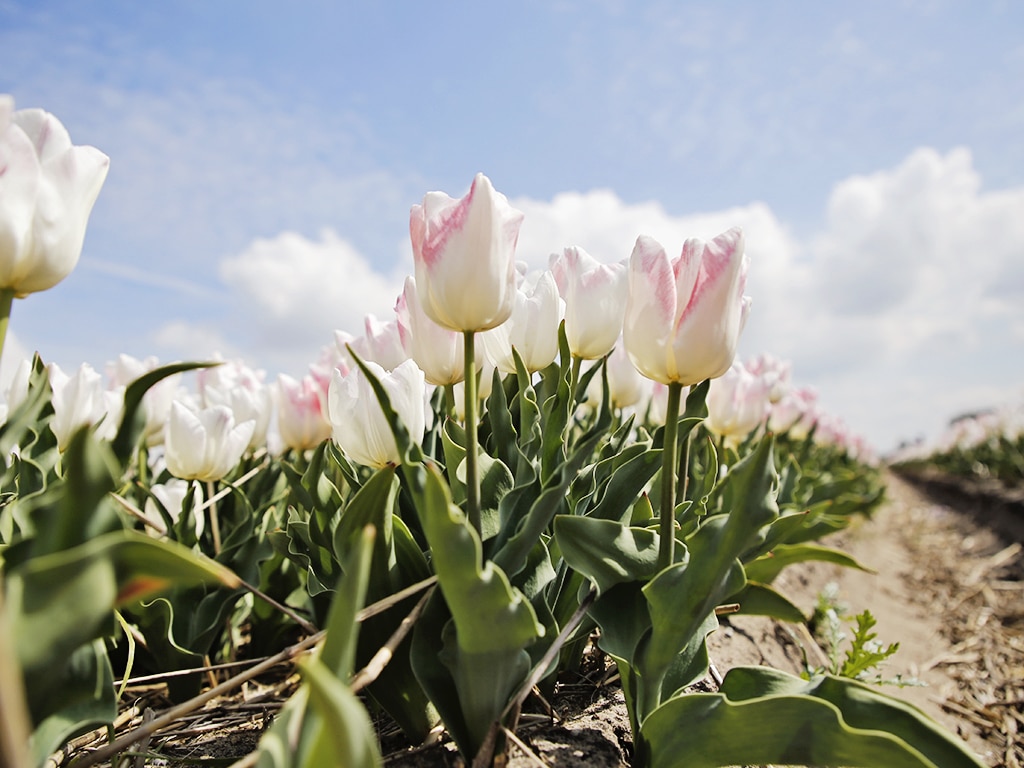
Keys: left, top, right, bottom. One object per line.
{"left": 639, "top": 666, "right": 986, "bottom": 768}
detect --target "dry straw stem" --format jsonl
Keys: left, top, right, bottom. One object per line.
{"left": 68, "top": 575, "right": 438, "bottom": 767}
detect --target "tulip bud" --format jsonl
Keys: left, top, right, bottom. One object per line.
{"left": 48, "top": 362, "right": 124, "bottom": 451}
{"left": 275, "top": 373, "right": 331, "bottom": 452}
{"left": 480, "top": 269, "right": 562, "bottom": 374}
{"left": 198, "top": 359, "right": 271, "bottom": 451}
{"left": 624, "top": 228, "right": 751, "bottom": 386}
{"left": 0, "top": 96, "right": 110, "bottom": 297}
{"left": 396, "top": 276, "right": 467, "bottom": 386}
{"left": 144, "top": 478, "right": 204, "bottom": 539}
{"left": 705, "top": 362, "right": 771, "bottom": 445}
{"left": 549, "top": 247, "right": 628, "bottom": 360}
{"left": 410, "top": 173, "right": 524, "bottom": 333}
{"left": 164, "top": 401, "right": 255, "bottom": 482}
{"left": 327, "top": 359, "right": 426, "bottom": 468}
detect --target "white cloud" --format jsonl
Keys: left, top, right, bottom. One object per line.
{"left": 510, "top": 148, "right": 1024, "bottom": 451}
{"left": 217, "top": 228, "right": 404, "bottom": 372}
{"left": 152, "top": 321, "right": 241, "bottom": 364}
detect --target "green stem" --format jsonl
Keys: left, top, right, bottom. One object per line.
{"left": 570, "top": 355, "right": 582, "bottom": 402}
{"left": 444, "top": 383, "right": 457, "bottom": 421}
{"left": 463, "top": 331, "right": 481, "bottom": 535}
{"left": 658, "top": 381, "right": 683, "bottom": 571}
{"left": 0, "top": 289, "right": 14, "bottom": 369}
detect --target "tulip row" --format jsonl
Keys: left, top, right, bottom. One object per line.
{"left": 889, "top": 399, "right": 1024, "bottom": 487}
{"left": 0, "top": 97, "right": 982, "bottom": 768}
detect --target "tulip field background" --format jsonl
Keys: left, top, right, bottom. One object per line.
{"left": 3, "top": 4, "right": 1024, "bottom": 766}
{"left": 3, "top": 93, "right": 1023, "bottom": 766}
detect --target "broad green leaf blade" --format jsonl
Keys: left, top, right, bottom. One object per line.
{"left": 320, "top": 525, "right": 376, "bottom": 679}
{"left": 416, "top": 464, "right": 542, "bottom": 655}
{"left": 553, "top": 515, "right": 661, "bottom": 595}
{"left": 28, "top": 640, "right": 116, "bottom": 765}
{"left": 731, "top": 581, "right": 807, "bottom": 622}
{"left": 638, "top": 437, "right": 779, "bottom": 717}
{"left": 9, "top": 530, "right": 238, "bottom": 677}
{"left": 409, "top": 464, "right": 543, "bottom": 759}
{"left": 639, "top": 666, "right": 986, "bottom": 768}
{"left": 298, "top": 657, "right": 383, "bottom": 768}
{"left": 744, "top": 542, "right": 875, "bottom": 585}
{"left": 587, "top": 448, "right": 663, "bottom": 523}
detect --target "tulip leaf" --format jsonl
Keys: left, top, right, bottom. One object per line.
{"left": 638, "top": 667, "right": 987, "bottom": 768}
{"left": 553, "top": 515, "right": 662, "bottom": 595}
{"left": 297, "top": 657, "right": 383, "bottom": 768}
{"left": 27, "top": 639, "right": 116, "bottom": 766}
{"left": 744, "top": 542, "right": 875, "bottom": 585}
{"left": 0, "top": 354, "right": 53, "bottom": 462}
{"left": 730, "top": 581, "right": 808, "bottom": 623}
{"left": 636, "top": 437, "right": 779, "bottom": 718}
{"left": 587, "top": 447, "right": 663, "bottom": 523}
{"left": 407, "top": 463, "right": 542, "bottom": 759}
{"left": 331, "top": 469, "right": 437, "bottom": 740}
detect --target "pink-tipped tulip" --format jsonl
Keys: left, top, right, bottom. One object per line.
{"left": 624, "top": 228, "right": 751, "bottom": 386}
{"left": 410, "top": 173, "right": 524, "bottom": 333}
{"left": 549, "top": 246, "right": 628, "bottom": 360}
{"left": 276, "top": 373, "right": 332, "bottom": 452}
{"left": 396, "top": 276, "right": 467, "bottom": 386}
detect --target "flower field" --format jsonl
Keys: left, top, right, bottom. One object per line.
{"left": 0, "top": 96, "right": 1002, "bottom": 767}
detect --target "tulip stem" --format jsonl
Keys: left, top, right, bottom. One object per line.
{"left": 206, "top": 480, "right": 222, "bottom": 555}
{"left": 658, "top": 381, "right": 683, "bottom": 571}
{"left": 463, "top": 330, "right": 481, "bottom": 535}
{"left": 0, "top": 289, "right": 14, "bottom": 370}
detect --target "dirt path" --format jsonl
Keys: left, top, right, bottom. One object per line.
{"left": 768, "top": 471, "right": 1023, "bottom": 768}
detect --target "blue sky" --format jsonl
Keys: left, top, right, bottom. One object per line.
{"left": 2, "top": 0, "right": 1023, "bottom": 451}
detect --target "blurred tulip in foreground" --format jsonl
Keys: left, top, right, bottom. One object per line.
{"left": 327, "top": 359, "right": 426, "bottom": 468}
{"left": 0, "top": 95, "right": 110, "bottom": 298}
{"left": 410, "top": 173, "right": 523, "bottom": 333}
{"left": 624, "top": 228, "right": 751, "bottom": 386}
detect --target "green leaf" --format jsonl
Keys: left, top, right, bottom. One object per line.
{"left": 297, "top": 657, "right": 383, "bottom": 768}
{"left": 639, "top": 666, "right": 986, "bottom": 768}
{"left": 730, "top": 581, "right": 808, "bottom": 623}
{"left": 320, "top": 525, "right": 376, "bottom": 679}
{"left": 553, "top": 516, "right": 662, "bottom": 595}
{"left": 636, "top": 437, "right": 779, "bottom": 718}
{"left": 111, "top": 361, "right": 219, "bottom": 462}
{"left": 28, "top": 640, "right": 116, "bottom": 765}
{"left": 744, "top": 542, "right": 875, "bottom": 585}
{"left": 9, "top": 530, "right": 237, "bottom": 679}
{"left": 408, "top": 464, "right": 543, "bottom": 759}
{"left": 587, "top": 448, "right": 663, "bottom": 523}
